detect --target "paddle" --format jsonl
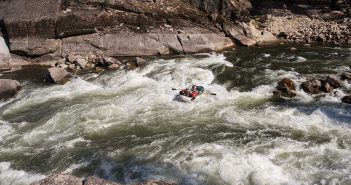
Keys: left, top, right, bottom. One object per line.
{"left": 171, "top": 88, "right": 217, "bottom": 96}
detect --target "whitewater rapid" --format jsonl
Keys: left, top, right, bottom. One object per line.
{"left": 0, "top": 48, "right": 351, "bottom": 185}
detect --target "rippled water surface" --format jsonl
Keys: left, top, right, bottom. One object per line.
{"left": 1, "top": 45, "right": 351, "bottom": 185}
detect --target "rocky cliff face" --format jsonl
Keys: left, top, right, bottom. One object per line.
{"left": 0, "top": 0, "right": 256, "bottom": 66}
{"left": 0, "top": 0, "right": 349, "bottom": 67}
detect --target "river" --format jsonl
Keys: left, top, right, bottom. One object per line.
{"left": 0, "top": 45, "right": 351, "bottom": 185}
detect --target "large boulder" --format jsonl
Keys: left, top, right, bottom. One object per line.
{"left": 0, "top": 79, "right": 21, "bottom": 100}
{"left": 0, "top": 37, "right": 11, "bottom": 68}
{"left": 320, "top": 80, "right": 334, "bottom": 93}
{"left": 44, "top": 67, "right": 71, "bottom": 85}
{"left": 177, "top": 34, "right": 235, "bottom": 53}
{"left": 273, "top": 78, "right": 297, "bottom": 98}
{"left": 326, "top": 75, "right": 342, "bottom": 88}
{"left": 62, "top": 33, "right": 235, "bottom": 57}
{"left": 249, "top": 23, "right": 277, "bottom": 44}
{"left": 301, "top": 79, "right": 322, "bottom": 94}
{"left": 277, "top": 78, "right": 296, "bottom": 92}
{"left": 223, "top": 24, "right": 257, "bottom": 46}
{"left": 30, "top": 174, "right": 82, "bottom": 185}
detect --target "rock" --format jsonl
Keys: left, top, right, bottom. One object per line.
{"left": 341, "top": 95, "right": 351, "bottom": 104}
{"left": 68, "top": 64, "right": 76, "bottom": 71}
{"left": 177, "top": 34, "right": 235, "bottom": 53}
{"left": 124, "top": 62, "right": 138, "bottom": 70}
{"left": 157, "top": 47, "right": 170, "bottom": 55}
{"left": 94, "top": 67, "right": 104, "bottom": 74}
{"left": 75, "top": 58, "right": 88, "bottom": 68}
{"left": 1, "top": 0, "right": 249, "bottom": 59}
{"left": 276, "top": 78, "right": 296, "bottom": 93}
{"left": 248, "top": 21, "right": 277, "bottom": 44}
{"left": 222, "top": 24, "right": 257, "bottom": 46}
{"left": 30, "top": 174, "right": 82, "bottom": 185}
{"left": 67, "top": 54, "right": 77, "bottom": 63}
{"left": 321, "top": 80, "right": 334, "bottom": 93}
{"left": 183, "top": 0, "right": 252, "bottom": 19}
{"left": 0, "top": 37, "right": 11, "bottom": 69}
{"left": 107, "top": 63, "right": 120, "bottom": 70}
{"left": 104, "top": 57, "right": 120, "bottom": 65}
{"left": 62, "top": 33, "right": 234, "bottom": 57}
{"left": 301, "top": 79, "right": 322, "bottom": 94}
{"left": 135, "top": 57, "right": 147, "bottom": 67}
{"left": 83, "top": 176, "right": 121, "bottom": 185}
{"left": 44, "top": 67, "right": 71, "bottom": 85}
{"left": 58, "top": 64, "right": 68, "bottom": 69}
{"left": 95, "top": 57, "right": 109, "bottom": 67}
{"left": 341, "top": 72, "right": 351, "bottom": 80}
{"left": 326, "top": 75, "right": 342, "bottom": 88}
{"left": 10, "top": 38, "right": 62, "bottom": 57}
{"left": 0, "top": 79, "right": 21, "bottom": 100}
{"left": 317, "top": 34, "right": 326, "bottom": 42}
{"left": 137, "top": 180, "right": 176, "bottom": 185}
{"left": 274, "top": 78, "right": 297, "bottom": 98}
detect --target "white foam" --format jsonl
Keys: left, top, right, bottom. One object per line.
{"left": 0, "top": 162, "right": 45, "bottom": 185}
{"left": 3, "top": 78, "right": 100, "bottom": 116}
{"left": 165, "top": 144, "right": 296, "bottom": 185}
{"left": 63, "top": 162, "right": 90, "bottom": 174}
{"left": 0, "top": 120, "right": 14, "bottom": 142}
{"left": 263, "top": 53, "right": 271, "bottom": 58}
{"left": 219, "top": 153, "right": 295, "bottom": 185}
{"left": 296, "top": 56, "right": 307, "bottom": 62}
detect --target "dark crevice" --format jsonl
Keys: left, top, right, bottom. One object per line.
{"left": 10, "top": 50, "right": 50, "bottom": 59}
{"left": 55, "top": 30, "right": 97, "bottom": 39}
{"left": 176, "top": 35, "right": 185, "bottom": 54}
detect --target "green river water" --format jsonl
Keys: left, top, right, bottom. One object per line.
{"left": 0, "top": 44, "right": 351, "bottom": 185}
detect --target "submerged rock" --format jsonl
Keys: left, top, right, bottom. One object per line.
{"left": 30, "top": 174, "right": 82, "bottom": 185}
{"left": 0, "top": 79, "right": 21, "bottom": 100}
{"left": 44, "top": 67, "right": 71, "bottom": 85}
{"left": 341, "top": 95, "right": 351, "bottom": 104}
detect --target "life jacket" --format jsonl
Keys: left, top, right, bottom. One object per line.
{"left": 190, "top": 91, "right": 199, "bottom": 97}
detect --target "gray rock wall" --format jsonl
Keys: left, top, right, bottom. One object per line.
{"left": 0, "top": 0, "right": 246, "bottom": 65}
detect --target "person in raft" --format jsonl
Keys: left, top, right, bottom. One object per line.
{"left": 179, "top": 85, "right": 205, "bottom": 101}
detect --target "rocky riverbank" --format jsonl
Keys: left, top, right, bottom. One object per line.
{"left": 31, "top": 174, "right": 175, "bottom": 185}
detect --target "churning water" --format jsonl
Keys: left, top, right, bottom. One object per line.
{"left": 0, "top": 45, "right": 351, "bottom": 185}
